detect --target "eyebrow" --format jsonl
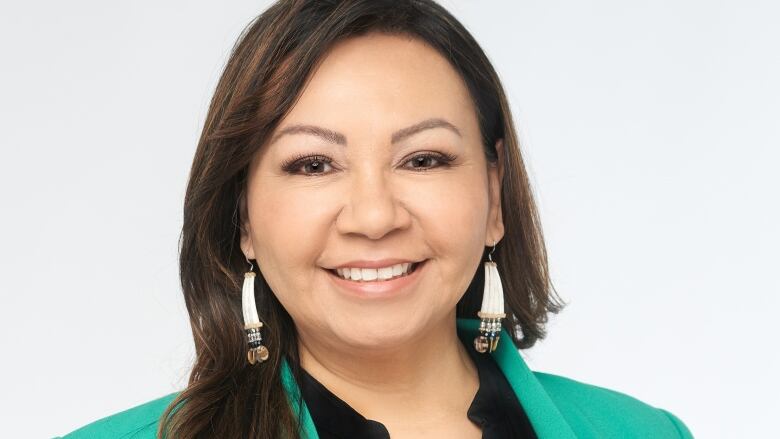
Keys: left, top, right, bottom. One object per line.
{"left": 268, "top": 117, "right": 462, "bottom": 146}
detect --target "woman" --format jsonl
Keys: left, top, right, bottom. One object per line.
{"left": 59, "top": 0, "right": 693, "bottom": 437}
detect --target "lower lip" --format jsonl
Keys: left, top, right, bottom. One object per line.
{"left": 324, "top": 260, "right": 428, "bottom": 299}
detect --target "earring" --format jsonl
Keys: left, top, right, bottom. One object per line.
{"left": 242, "top": 259, "right": 269, "bottom": 365}
{"left": 474, "top": 240, "right": 506, "bottom": 353}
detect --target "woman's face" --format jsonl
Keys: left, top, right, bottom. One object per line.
{"left": 241, "top": 32, "right": 504, "bottom": 352}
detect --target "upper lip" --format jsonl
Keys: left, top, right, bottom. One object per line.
{"left": 326, "top": 258, "right": 425, "bottom": 270}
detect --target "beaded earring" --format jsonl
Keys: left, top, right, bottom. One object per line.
{"left": 474, "top": 240, "right": 506, "bottom": 353}
{"left": 242, "top": 259, "right": 269, "bottom": 365}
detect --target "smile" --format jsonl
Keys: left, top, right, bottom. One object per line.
{"left": 324, "top": 259, "right": 428, "bottom": 298}
{"left": 331, "top": 261, "right": 421, "bottom": 282}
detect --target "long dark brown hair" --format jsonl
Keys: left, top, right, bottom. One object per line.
{"left": 158, "top": 0, "right": 564, "bottom": 437}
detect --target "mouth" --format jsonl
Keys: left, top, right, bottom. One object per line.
{"left": 326, "top": 259, "right": 427, "bottom": 283}
{"left": 323, "top": 259, "right": 428, "bottom": 298}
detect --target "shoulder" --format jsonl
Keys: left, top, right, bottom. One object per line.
{"left": 533, "top": 372, "right": 693, "bottom": 438}
{"left": 56, "top": 392, "right": 180, "bottom": 439}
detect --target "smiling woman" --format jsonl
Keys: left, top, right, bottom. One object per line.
{"left": 58, "top": 1, "right": 693, "bottom": 438}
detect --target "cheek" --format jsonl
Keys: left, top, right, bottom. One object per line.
{"left": 406, "top": 172, "right": 490, "bottom": 295}
{"left": 415, "top": 166, "right": 489, "bottom": 237}
{"left": 247, "top": 183, "right": 337, "bottom": 304}
{"left": 255, "top": 185, "right": 335, "bottom": 245}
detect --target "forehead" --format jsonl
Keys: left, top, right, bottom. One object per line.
{"left": 278, "top": 32, "right": 478, "bottom": 139}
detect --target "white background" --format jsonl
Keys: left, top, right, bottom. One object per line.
{"left": 1, "top": 1, "right": 777, "bottom": 437}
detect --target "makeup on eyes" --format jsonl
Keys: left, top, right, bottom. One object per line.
{"left": 280, "top": 150, "right": 458, "bottom": 176}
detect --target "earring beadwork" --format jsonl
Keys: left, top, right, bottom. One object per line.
{"left": 242, "top": 260, "right": 269, "bottom": 365}
{"left": 474, "top": 240, "right": 506, "bottom": 353}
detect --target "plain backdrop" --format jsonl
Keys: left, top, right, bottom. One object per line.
{"left": 1, "top": 1, "right": 778, "bottom": 437}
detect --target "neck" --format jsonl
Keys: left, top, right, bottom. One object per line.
{"left": 296, "top": 313, "right": 479, "bottom": 428}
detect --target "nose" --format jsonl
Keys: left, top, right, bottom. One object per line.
{"left": 335, "top": 168, "right": 411, "bottom": 240}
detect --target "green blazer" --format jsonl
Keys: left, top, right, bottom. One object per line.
{"left": 58, "top": 319, "right": 693, "bottom": 438}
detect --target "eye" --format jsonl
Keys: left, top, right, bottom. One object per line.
{"left": 281, "top": 154, "right": 335, "bottom": 176}
{"left": 281, "top": 151, "right": 458, "bottom": 177}
{"left": 403, "top": 152, "right": 457, "bottom": 171}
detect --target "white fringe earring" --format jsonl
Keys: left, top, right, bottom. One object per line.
{"left": 242, "top": 259, "right": 269, "bottom": 365}
{"left": 474, "top": 240, "right": 506, "bottom": 353}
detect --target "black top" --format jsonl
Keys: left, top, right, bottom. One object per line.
{"left": 296, "top": 335, "right": 538, "bottom": 439}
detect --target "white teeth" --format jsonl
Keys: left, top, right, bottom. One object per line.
{"left": 362, "top": 268, "right": 378, "bottom": 281}
{"left": 336, "top": 262, "right": 415, "bottom": 281}
{"left": 378, "top": 266, "right": 393, "bottom": 279}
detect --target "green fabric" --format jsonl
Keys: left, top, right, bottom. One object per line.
{"left": 280, "top": 357, "right": 318, "bottom": 438}
{"left": 57, "top": 391, "right": 176, "bottom": 439}
{"left": 58, "top": 318, "right": 694, "bottom": 438}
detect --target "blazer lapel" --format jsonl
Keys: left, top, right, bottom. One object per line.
{"left": 457, "top": 318, "right": 577, "bottom": 439}
{"left": 281, "top": 319, "right": 577, "bottom": 439}
{"left": 281, "top": 359, "right": 319, "bottom": 438}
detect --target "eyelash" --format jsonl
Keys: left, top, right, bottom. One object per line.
{"left": 281, "top": 151, "right": 458, "bottom": 176}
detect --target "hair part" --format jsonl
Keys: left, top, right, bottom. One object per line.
{"left": 159, "top": 0, "right": 564, "bottom": 437}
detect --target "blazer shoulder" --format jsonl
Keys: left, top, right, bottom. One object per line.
{"left": 56, "top": 392, "right": 180, "bottom": 439}
{"left": 533, "top": 372, "right": 694, "bottom": 438}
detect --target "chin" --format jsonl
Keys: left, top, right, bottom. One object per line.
{"left": 329, "top": 313, "right": 421, "bottom": 351}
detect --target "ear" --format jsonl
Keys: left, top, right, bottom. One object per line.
{"left": 486, "top": 138, "right": 505, "bottom": 246}
{"left": 238, "top": 189, "right": 256, "bottom": 260}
